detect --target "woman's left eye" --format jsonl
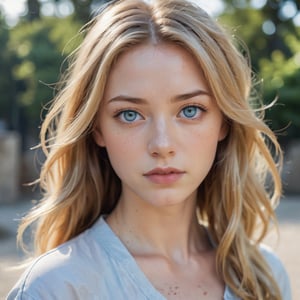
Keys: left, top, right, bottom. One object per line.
{"left": 179, "top": 105, "right": 203, "bottom": 119}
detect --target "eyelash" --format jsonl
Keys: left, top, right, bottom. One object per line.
{"left": 178, "top": 103, "right": 207, "bottom": 119}
{"left": 113, "top": 104, "right": 207, "bottom": 123}
{"left": 113, "top": 108, "right": 144, "bottom": 123}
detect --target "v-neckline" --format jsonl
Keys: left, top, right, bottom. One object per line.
{"left": 97, "top": 216, "right": 234, "bottom": 299}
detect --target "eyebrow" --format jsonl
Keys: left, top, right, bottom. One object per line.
{"left": 107, "top": 89, "right": 211, "bottom": 104}
{"left": 174, "top": 90, "right": 211, "bottom": 101}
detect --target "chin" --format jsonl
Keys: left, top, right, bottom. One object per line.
{"left": 144, "top": 193, "right": 196, "bottom": 208}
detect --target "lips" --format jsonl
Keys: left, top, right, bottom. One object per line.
{"left": 143, "top": 167, "right": 185, "bottom": 184}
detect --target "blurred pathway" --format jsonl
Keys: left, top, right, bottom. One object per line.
{"left": 0, "top": 196, "right": 299, "bottom": 299}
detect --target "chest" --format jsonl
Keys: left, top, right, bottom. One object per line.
{"left": 134, "top": 253, "right": 224, "bottom": 300}
{"left": 155, "top": 280, "right": 224, "bottom": 300}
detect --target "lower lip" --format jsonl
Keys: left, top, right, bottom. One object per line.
{"left": 144, "top": 173, "right": 184, "bottom": 185}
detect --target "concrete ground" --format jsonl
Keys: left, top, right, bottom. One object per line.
{"left": 0, "top": 195, "right": 299, "bottom": 299}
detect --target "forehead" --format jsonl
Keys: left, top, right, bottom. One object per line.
{"left": 113, "top": 42, "right": 198, "bottom": 72}
{"left": 104, "top": 42, "right": 209, "bottom": 96}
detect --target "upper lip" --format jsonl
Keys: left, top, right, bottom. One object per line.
{"left": 143, "top": 167, "right": 185, "bottom": 176}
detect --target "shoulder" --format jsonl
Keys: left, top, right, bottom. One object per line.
{"left": 7, "top": 218, "right": 115, "bottom": 299}
{"left": 259, "top": 244, "right": 288, "bottom": 278}
{"left": 259, "top": 244, "right": 292, "bottom": 300}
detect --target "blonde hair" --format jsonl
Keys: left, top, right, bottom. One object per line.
{"left": 18, "top": 0, "right": 283, "bottom": 299}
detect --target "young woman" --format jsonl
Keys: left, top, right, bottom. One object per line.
{"left": 8, "top": 0, "right": 291, "bottom": 299}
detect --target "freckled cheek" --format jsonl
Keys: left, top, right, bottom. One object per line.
{"left": 187, "top": 127, "right": 221, "bottom": 159}
{"left": 189, "top": 125, "right": 220, "bottom": 145}
{"left": 104, "top": 132, "right": 140, "bottom": 161}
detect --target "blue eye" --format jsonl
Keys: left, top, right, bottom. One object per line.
{"left": 118, "top": 110, "right": 142, "bottom": 123}
{"left": 180, "top": 106, "right": 202, "bottom": 119}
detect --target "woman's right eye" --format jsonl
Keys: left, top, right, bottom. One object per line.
{"left": 116, "top": 110, "right": 143, "bottom": 123}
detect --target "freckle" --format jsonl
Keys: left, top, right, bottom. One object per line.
{"left": 203, "top": 291, "right": 208, "bottom": 296}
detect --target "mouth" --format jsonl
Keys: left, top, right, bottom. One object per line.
{"left": 144, "top": 167, "right": 184, "bottom": 176}
{"left": 143, "top": 167, "right": 185, "bottom": 184}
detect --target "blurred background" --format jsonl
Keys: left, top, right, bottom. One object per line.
{"left": 0, "top": 0, "right": 299, "bottom": 298}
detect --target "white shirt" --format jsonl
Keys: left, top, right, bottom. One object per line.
{"left": 7, "top": 217, "right": 292, "bottom": 300}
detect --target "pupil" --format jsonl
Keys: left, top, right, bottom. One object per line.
{"left": 125, "top": 111, "right": 136, "bottom": 121}
{"left": 184, "top": 107, "right": 196, "bottom": 117}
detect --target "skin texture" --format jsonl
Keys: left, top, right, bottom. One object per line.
{"left": 94, "top": 43, "right": 227, "bottom": 299}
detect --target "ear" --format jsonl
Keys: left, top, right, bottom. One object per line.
{"left": 218, "top": 119, "right": 229, "bottom": 142}
{"left": 93, "top": 127, "right": 106, "bottom": 147}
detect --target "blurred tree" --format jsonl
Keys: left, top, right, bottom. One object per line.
{"left": 220, "top": 0, "right": 300, "bottom": 69}
{"left": 259, "top": 29, "right": 300, "bottom": 144}
{"left": 24, "top": 0, "right": 110, "bottom": 23}
{"left": 9, "top": 16, "right": 82, "bottom": 144}
{"left": 220, "top": 0, "right": 300, "bottom": 144}
{"left": 0, "top": 14, "right": 18, "bottom": 130}
{"left": 70, "top": 0, "right": 96, "bottom": 22}
{"left": 27, "top": 0, "right": 41, "bottom": 21}
{"left": 63, "top": 0, "right": 109, "bottom": 22}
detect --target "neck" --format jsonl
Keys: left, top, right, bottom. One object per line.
{"left": 106, "top": 194, "right": 210, "bottom": 263}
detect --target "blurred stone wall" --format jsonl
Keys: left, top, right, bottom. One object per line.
{"left": 0, "top": 131, "right": 20, "bottom": 203}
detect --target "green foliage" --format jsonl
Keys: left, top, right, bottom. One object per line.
{"left": 260, "top": 47, "right": 300, "bottom": 143}
{"left": 0, "top": 15, "right": 18, "bottom": 129}
{"left": 220, "top": 2, "right": 300, "bottom": 144}
{"left": 9, "top": 16, "right": 82, "bottom": 132}
{"left": 70, "top": 0, "right": 109, "bottom": 23}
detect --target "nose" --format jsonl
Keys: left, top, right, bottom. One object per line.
{"left": 147, "top": 117, "right": 176, "bottom": 158}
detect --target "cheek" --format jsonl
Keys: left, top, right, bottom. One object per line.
{"left": 191, "top": 124, "right": 221, "bottom": 149}
{"left": 103, "top": 133, "right": 139, "bottom": 169}
{"left": 188, "top": 127, "right": 221, "bottom": 165}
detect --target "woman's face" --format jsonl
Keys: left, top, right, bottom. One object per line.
{"left": 94, "top": 43, "right": 227, "bottom": 208}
